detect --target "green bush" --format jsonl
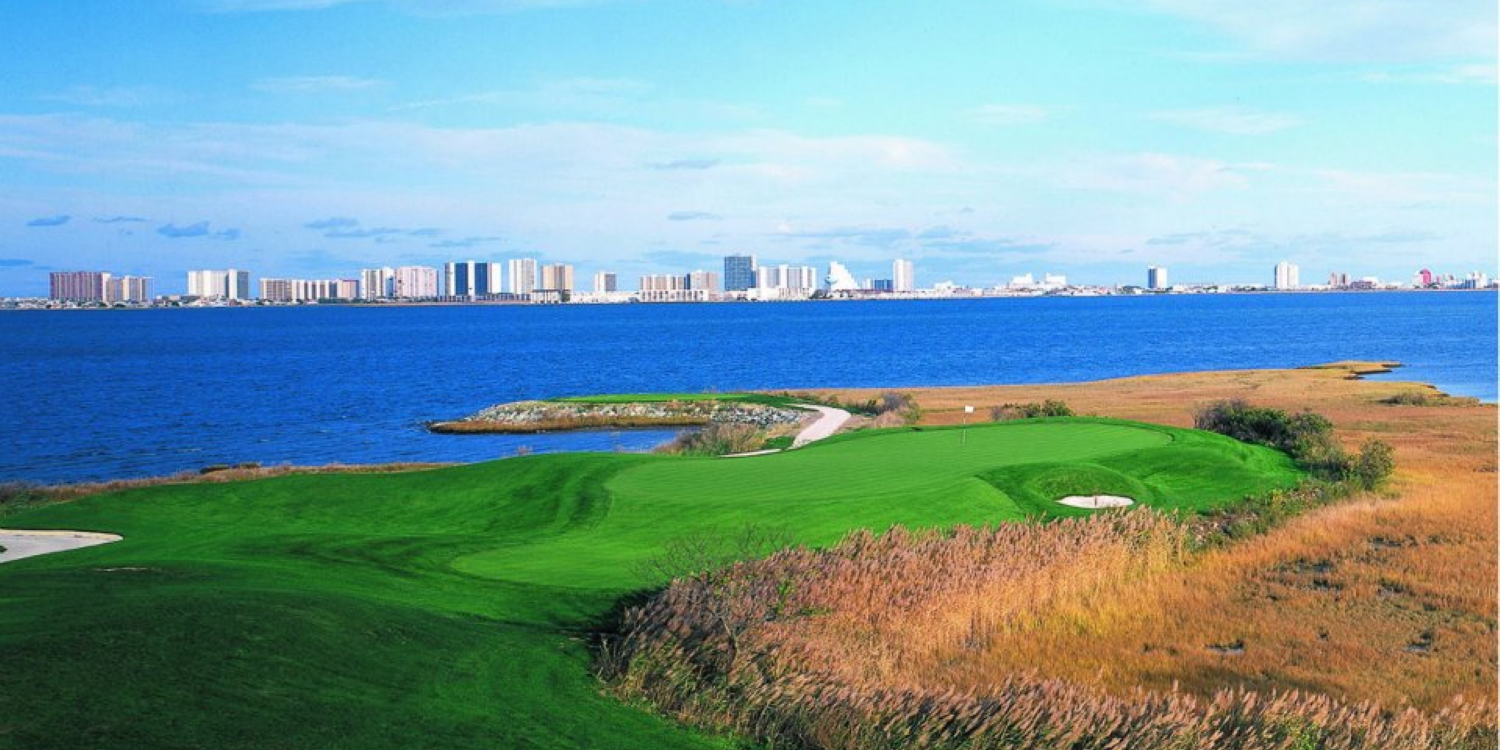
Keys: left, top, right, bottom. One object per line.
{"left": 991, "top": 399, "right": 1074, "bottom": 421}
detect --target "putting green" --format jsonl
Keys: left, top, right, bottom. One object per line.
{"left": 0, "top": 418, "right": 1300, "bottom": 750}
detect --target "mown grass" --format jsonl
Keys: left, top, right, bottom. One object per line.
{"left": 0, "top": 417, "right": 1290, "bottom": 750}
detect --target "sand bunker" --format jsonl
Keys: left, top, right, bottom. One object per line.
{"left": 0, "top": 529, "right": 122, "bottom": 564}
{"left": 1057, "top": 495, "right": 1135, "bottom": 509}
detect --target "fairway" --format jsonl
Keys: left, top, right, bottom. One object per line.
{"left": 0, "top": 418, "right": 1300, "bottom": 750}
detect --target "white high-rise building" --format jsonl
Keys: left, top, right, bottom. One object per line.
{"left": 394, "top": 266, "right": 439, "bottom": 299}
{"left": 892, "top": 259, "right": 915, "bottom": 292}
{"left": 508, "top": 258, "right": 539, "bottom": 294}
{"left": 1147, "top": 266, "right": 1169, "bottom": 290}
{"left": 187, "top": 269, "right": 251, "bottom": 299}
{"left": 443, "top": 261, "right": 502, "bottom": 298}
{"left": 593, "top": 272, "right": 618, "bottom": 293}
{"left": 787, "top": 265, "right": 818, "bottom": 291}
{"left": 1274, "top": 261, "right": 1300, "bottom": 290}
{"left": 360, "top": 267, "right": 395, "bottom": 299}
{"left": 756, "top": 265, "right": 784, "bottom": 290}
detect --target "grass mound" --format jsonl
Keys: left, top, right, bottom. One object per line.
{"left": 0, "top": 418, "right": 1303, "bottom": 749}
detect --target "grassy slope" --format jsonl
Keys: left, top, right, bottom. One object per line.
{"left": 0, "top": 419, "right": 1298, "bottom": 750}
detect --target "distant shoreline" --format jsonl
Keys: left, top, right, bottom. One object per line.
{"left": 3, "top": 286, "right": 1494, "bottom": 312}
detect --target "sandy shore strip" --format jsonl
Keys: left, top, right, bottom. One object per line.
{"left": 0, "top": 529, "right": 122, "bottom": 564}
{"left": 1057, "top": 495, "right": 1135, "bottom": 509}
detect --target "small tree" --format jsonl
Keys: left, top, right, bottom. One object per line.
{"left": 1349, "top": 439, "right": 1395, "bottom": 490}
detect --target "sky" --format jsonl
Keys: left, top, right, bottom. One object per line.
{"left": 0, "top": 0, "right": 1495, "bottom": 295}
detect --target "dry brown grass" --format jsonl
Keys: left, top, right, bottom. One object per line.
{"left": 814, "top": 363, "right": 1496, "bottom": 713}
{"left": 605, "top": 363, "right": 1495, "bottom": 747}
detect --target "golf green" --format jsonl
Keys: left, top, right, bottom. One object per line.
{"left": 0, "top": 418, "right": 1300, "bottom": 750}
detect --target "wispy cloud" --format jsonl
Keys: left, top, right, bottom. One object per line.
{"left": 968, "top": 104, "right": 1055, "bottom": 126}
{"left": 392, "top": 76, "right": 651, "bottom": 112}
{"left": 667, "top": 211, "right": 721, "bottom": 222}
{"left": 649, "top": 158, "right": 719, "bottom": 171}
{"left": 252, "top": 76, "right": 385, "bottom": 94}
{"left": 158, "top": 221, "right": 240, "bottom": 239}
{"left": 305, "top": 217, "right": 360, "bottom": 230}
{"left": 1360, "top": 63, "right": 1498, "bottom": 86}
{"left": 0, "top": 258, "right": 34, "bottom": 267}
{"left": 26, "top": 215, "right": 71, "bottom": 227}
{"left": 200, "top": 0, "right": 609, "bottom": 13}
{"left": 40, "top": 85, "right": 167, "bottom": 107}
{"left": 93, "top": 215, "right": 149, "bottom": 224}
{"left": 1126, "top": 0, "right": 1496, "bottom": 61}
{"left": 1150, "top": 107, "right": 1300, "bottom": 135}
{"left": 429, "top": 236, "right": 502, "bottom": 249}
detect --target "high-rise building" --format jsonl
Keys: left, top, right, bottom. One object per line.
{"left": 892, "top": 259, "right": 915, "bottom": 292}
{"left": 540, "top": 263, "right": 575, "bottom": 292}
{"left": 188, "top": 269, "right": 251, "bottom": 299}
{"left": 1147, "top": 266, "right": 1169, "bottom": 290}
{"left": 787, "top": 266, "right": 818, "bottom": 291}
{"left": 49, "top": 271, "right": 109, "bottom": 301}
{"left": 1328, "top": 272, "right": 1350, "bottom": 288}
{"left": 686, "top": 270, "right": 719, "bottom": 292}
{"left": 756, "top": 265, "right": 784, "bottom": 290}
{"left": 508, "top": 258, "right": 539, "bottom": 294}
{"left": 723, "top": 254, "right": 757, "bottom": 292}
{"left": 1415, "top": 269, "right": 1434, "bottom": 287}
{"left": 395, "top": 266, "right": 439, "bottom": 298}
{"left": 1274, "top": 261, "right": 1299, "bottom": 290}
{"left": 593, "top": 272, "right": 618, "bottom": 293}
{"left": 259, "top": 278, "right": 353, "bottom": 302}
{"left": 360, "top": 267, "right": 395, "bottom": 299}
{"left": 443, "top": 261, "right": 502, "bottom": 298}
{"left": 104, "top": 275, "right": 152, "bottom": 303}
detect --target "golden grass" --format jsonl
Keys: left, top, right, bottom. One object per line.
{"left": 814, "top": 363, "right": 1497, "bottom": 712}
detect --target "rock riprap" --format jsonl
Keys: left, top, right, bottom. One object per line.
{"left": 430, "top": 399, "right": 805, "bottom": 433}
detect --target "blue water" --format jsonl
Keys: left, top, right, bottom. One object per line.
{"left": 0, "top": 292, "right": 1494, "bottom": 484}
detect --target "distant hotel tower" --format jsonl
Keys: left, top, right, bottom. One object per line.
{"left": 508, "top": 258, "right": 539, "bottom": 295}
{"left": 1147, "top": 265, "right": 1169, "bottom": 290}
{"left": 1274, "top": 260, "right": 1300, "bottom": 290}
{"left": 49, "top": 271, "right": 108, "bottom": 301}
{"left": 723, "top": 254, "right": 756, "bottom": 292}
{"left": 593, "top": 271, "right": 618, "bottom": 293}
{"left": 892, "top": 259, "right": 915, "bottom": 292}
{"left": 188, "top": 269, "right": 251, "bottom": 299}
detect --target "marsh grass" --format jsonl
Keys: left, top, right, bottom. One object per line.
{"left": 605, "top": 512, "right": 1493, "bottom": 749}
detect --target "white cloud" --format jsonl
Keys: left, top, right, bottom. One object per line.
{"left": 1150, "top": 107, "right": 1300, "bottom": 135}
{"left": 1053, "top": 153, "right": 1266, "bottom": 195}
{"left": 40, "top": 85, "right": 170, "bottom": 107}
{"left": 1360, "top": 63, "right": 1498, "bottom": 86}
{"left": 252, "top": 76, "right": 386, "bottom": 94}
{"left": 1116, "top": 0, "right": 1496, "bottom": 62}
{"left": 968, "top": 104, "right": 1055, "bottom": 126}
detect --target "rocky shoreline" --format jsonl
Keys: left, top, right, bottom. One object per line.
{"left": 429, "top": 399, "right": 806, "bottom": 434}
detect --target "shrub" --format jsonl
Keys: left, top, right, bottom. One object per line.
{"left": 660, "top": 423, "right": 764, "bottom": 456}
{"left": 1349, "top": 439, "right": 1395, "bottom": 491}
{"left": 1194, "top": 400, "right": 1349, "bottom": 480}
{"left": 991, "top": 399, "right": 1074, "bottom": 421}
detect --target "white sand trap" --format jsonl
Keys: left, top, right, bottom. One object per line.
{"left": 1057, "top": 495, "right": 1135, "bottom": 509}
{"left": 0, "top": 529, "right": 122, "bottom": 564}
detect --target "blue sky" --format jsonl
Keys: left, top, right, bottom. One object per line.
{"left": 0, "top": 0, "right": 1494, "bottom": 294}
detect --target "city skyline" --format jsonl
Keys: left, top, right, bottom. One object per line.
{"left": 0, "top": 2, "right": 1495, "bottom": 296}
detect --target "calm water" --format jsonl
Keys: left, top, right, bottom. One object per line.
{"left": 1, "top": 292, "right": 1494, "bottom": 484}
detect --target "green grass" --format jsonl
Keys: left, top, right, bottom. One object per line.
{"left": 0, "top": 418, "right": 1300, "bottom": 750}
